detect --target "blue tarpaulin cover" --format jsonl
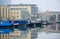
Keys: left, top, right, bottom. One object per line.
{"left": 14, "top": 20, "right": 28, "bottom": 24}
{"left": 0, "top": 20, "right": 13, "bottom": 26}
{"left": 0, "top": 29, "right": 13, "bottom": 34}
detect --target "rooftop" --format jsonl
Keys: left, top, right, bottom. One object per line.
{"left": 8, "top": 4, "right": 36, "bottom": 6}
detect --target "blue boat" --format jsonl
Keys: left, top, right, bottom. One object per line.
{"left": 13, "top": 20, "right": 28, "bottom": 31}
{"left": 0, "top": 20, "right": 13, "bottom": 34}
{"left": 14, "top": 20, "right": 28, "bottom": 24}
{"left": 0, "top": 20, "right": 13, "bottom": 29}
{"left": 26, "top": 23, "right": 36, "bottom": 28}
{"left": 0, "top": 20, "right": 13, "bottom": 26}
{"left": 0, "top": 29, "right": 13, "bottom": 34}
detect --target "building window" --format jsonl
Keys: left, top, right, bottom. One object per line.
{"left": 14, "top": 12, "right": 15, "bottom": 14}
{"left": 17, "top": 31, "right": 19, "bottom": 34}
{"left": 49, "top": 15, "right": 56, "bottom": 22}
{"left": 3, "top": 34, "right": 4, "bottom": 38}
{"left": 17, "top": 12, "right": 19, "bottom": 14}
{"left": 3, "top": 8, "right": 4, "bottom": 18}
{"left": 58, "top": 14, "right": 60, "bottom": 21}
{"left": 17, "top": 16, "right": 19, "bottom": 17}
{"left": 11, "top": 12, "right": 12, "bottom": 14}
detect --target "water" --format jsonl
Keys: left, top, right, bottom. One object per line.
{"left": 0, "top": 24, "right": 60, "bottom": 39}
{"left": 37, "top": 32, "right": 60, "bottom": 39}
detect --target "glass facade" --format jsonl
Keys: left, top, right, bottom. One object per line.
{"left": 10, "top": 8, "right": 27, "bottom": 10}
{"left": 58, "top": 14, "right": 60, "bottom": 30}
{"left": 31, "top": 29, "right": 38, "bottom": 39}
{"left": 58, "top": 23, "right": 60, "bottom": 30}
{"left": 20, "top": 8, "right": 30, "bottom": 20}
{"left": 58, "top": 14, "right": 60, "bottom": 21}
{"left": 31, "top": 6, "right": 38, "bottom": 21}
{"left": 49, "top": 15, "right": 56, "bottom": 22}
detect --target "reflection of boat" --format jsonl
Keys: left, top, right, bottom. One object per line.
{"left": 0, "top": 20, "right": 13, "bottom": 29}
{"left": 41, "top": 21, "right": 48, "bottom": 25}
{"left": 36, "top": 23, "right": 43, "bottom": 28}
{"left": 26, "top": 22, "right": 42, "bottom": 28}
{"left": 19, "top": 27, "right": 27, "bottom": 31}
{"left": 26, "top": 23, "right": 35, "bottom": 28}
{"left": 0, "top": 29, "right": 13, "bottom": 34}
{"left": 0, "top": 20, "right": 13, "bottom": 34}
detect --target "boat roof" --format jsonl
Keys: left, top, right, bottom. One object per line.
{"left": 14, "top": 20, "right": 28, "bottom": 24}
{"left": 0, "top": 20, "right": 13, "bottom": 26}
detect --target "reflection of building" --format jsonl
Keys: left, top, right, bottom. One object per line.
{"left": 31, "top": 28, "right": 38, "bottom": 39}
{"left": 9, "top": 29, "right": 20, "bottom": 39}
{"left": 0, "top": 5, "right": 9, "bottom": 20}
{"left": 0, "top": 0, "right": 11, "bottom": 5}
{"left": 9, "top": 29, "right": 38, "bottom": 39}
{"left": 9, "top": 29, "right": 31, "bottom": 39}
{"left": 0, "top": 34, "right": 9, "bottom": 39}
{"left": 0, "top": 28, "right": 39, "bottom": 39}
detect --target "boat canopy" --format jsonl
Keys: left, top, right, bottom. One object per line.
{"left": 0, "top": 20, "right": 13, "bottom": 26}
{"left": 14, "top": 20, "right": 28, "bottom": 24}
{"left": 0, "top": 29, "right": 13, "bottom": 34}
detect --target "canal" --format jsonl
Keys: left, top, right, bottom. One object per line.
{"left": 0, "top": 23, "right": 60, "bottom": 39}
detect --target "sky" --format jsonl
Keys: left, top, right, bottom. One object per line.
{"left": 11, "top": 0, "right": 60, "bottom": 11}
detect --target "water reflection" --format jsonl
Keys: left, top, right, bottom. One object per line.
{"left": 0, "top": 23, "right": 60, "bottom": 39}
{"left": 37, "top": 32, "right": 60, "bottom": 39}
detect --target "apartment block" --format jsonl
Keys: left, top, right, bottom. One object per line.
{"left": 0, "top": 5, "right": 9, "bottom": 20}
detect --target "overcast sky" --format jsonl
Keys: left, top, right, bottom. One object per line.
{"left": 11, "top": 0, "right": 60, "bottom": 11}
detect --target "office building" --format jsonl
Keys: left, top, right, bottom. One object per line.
{"left": 48, "top": 11, "right": 60, "bottom": 22}
{"left": 39, "top": 12, "right": 47, "bottom": 21}
{"left": 31, "top": 5, "right": 38, "bottom": 22}
{"left": 47, "top": 11, "right": 60, "bottom": 31}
